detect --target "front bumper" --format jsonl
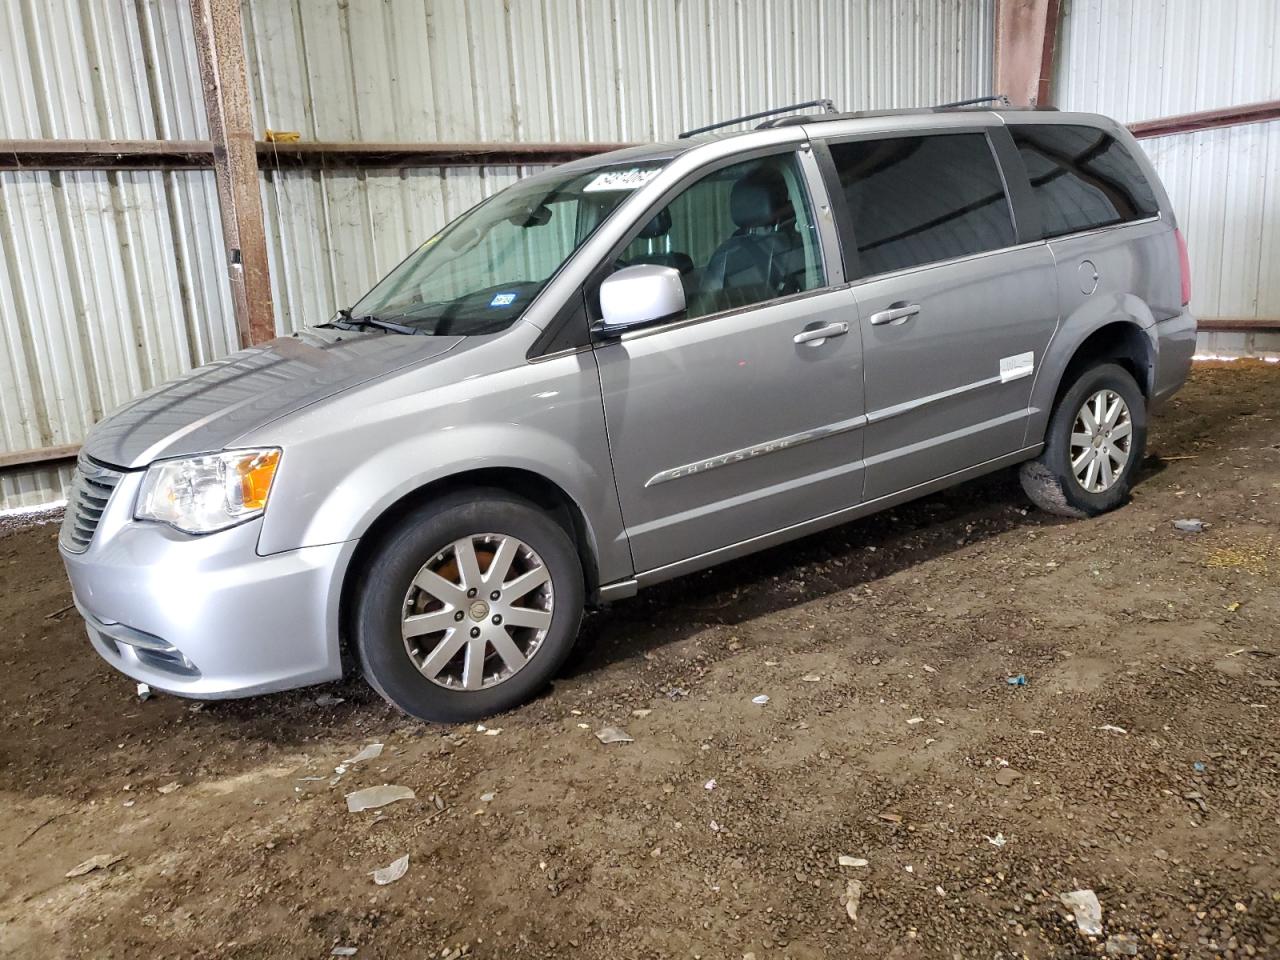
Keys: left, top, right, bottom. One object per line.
{"left": 60, "top": 468, "right": 355, "bottom": 698}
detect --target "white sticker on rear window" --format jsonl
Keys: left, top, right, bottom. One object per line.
{"left": 583, "top": 167, "right": 661, "bottom": 193}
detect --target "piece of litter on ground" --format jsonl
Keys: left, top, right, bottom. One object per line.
{"left": 838, "top": 855, "right": 868, "bottom": 868}
{"left": 764, "top": 660, "right": 780, "bottom": 667}
{"left": 710, "top": 819, "right": 721, "bottom": 832}
{"left": 801, "top": 674, "right": 821, "bottom": 682}
{"left": 631, "top": 709, "right": 652, "bottom": 718}
{"left": 1098, "top": 724, "right": 1128, "bottom": 735}
{"left": 65, "top": 853, "right": 125, "bottom": 878}
{"left": 906, "top": 716, "right": 925, "bottom": 725}
{"left": 479, "top": 792, "right": 495, "bottom": 802}
{"left": 136, "top": 682, "right": 152, "bottom": 701}
{"left": 843, "top": 878, "right": 862, "bottom": 922}
{"left": 483, "top": 727, "right": 502, "bottom": 736}
{"left": 1006, "top": 674, "right": 1027, "bottom": 686}
{"left": 878, "top": 812, "right": 903, "bottom": 824}
{"left": 704, "top": 778, "right": 717, "bottom": 790}
{"left": 157, "top": 781, "right": 180, "bottom": 794}
{"left": 995, "top": 767, "right": 1022, "bottom": 787}
{"left": 1172, "top": 518, "right": 1207, "bottom": 533}
{"left": 345, "top": 784, "right": 415, "bottom": 813}
{"left": 370, "top": 854, "right": 409, "bottom": 885}
{"left": 595, "top": 726, "right": 634, "bottom": 744}
{"left": 936, "top": 885, "right": 946, "bottom": 896}
{"left": 751, "top": 694, "right": 770, "bottom": 705}
{"left": 315, "top": 693, "right": 345, "bottom": 707}
{"left": 922, "top": 664, "right": 937, "bottom": 673}
{"left": 1059, "top": 889, "right": 1104, "bottom": 936}
{"left": 344, "top": 743, "right": 384, "bottom": 764}
{"left": 331, "top": 948, "right": 358, "bottom": 957}
{"left": 576, "top": 723, "right": 590, "bottom": 729}
{"left": 1105, "top": 933, "right": 1139, "bottom": 956}
{"left": 986, "top": 833, "right": 1007, "bottom": 848}
{"left": 1193, "top": 761, "right": 1206, "bottom": 772}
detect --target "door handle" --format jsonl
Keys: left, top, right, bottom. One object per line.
{"left": 868, "top": 303, "right": 920, "bottom": 326}
{"left": 793, "top": 321, "right": 849, "bottom": 345}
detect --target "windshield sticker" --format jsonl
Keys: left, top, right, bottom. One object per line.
{"left": 583, "top": 167, "right": 662, "bottom": 193}
{"left": 489, "top": 292, "right": 518, "bottom": 307}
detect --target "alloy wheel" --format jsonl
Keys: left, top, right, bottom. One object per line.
{"left": 401, "top": 534, "right": 554, "bottom": 690}
{"left": 1069, "top": 388, "right": 1133, "bottom": 493}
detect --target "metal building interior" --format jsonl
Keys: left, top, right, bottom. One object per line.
{"left": 1, "top": 2, "right": 1278, "bottom": 957}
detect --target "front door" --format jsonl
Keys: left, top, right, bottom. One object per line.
{"left": 593, "top": 150, "right": 865, "bottom": 574}
{"left": 825, "top": 130, "right": 1059, "bottom": 500}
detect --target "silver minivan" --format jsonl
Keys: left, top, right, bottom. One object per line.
{"left": 59, "top": 104, "right": 1197, "bottom": 721}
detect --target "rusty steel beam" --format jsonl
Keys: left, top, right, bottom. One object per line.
{"left": 995, "top": 0, "right": 1061, "bottom": 107}
{"left": 0, "top": 139, "right": 214, "bottom": 170}
{"left": 1129, "top": 100, "right": 1280, "bottom": 139}
{"left": 0, "top": 139, "right": 620, "bottom": 171}
{"left": 257, "top": 140, "right": 623, "bottom": 169}
{"left": 0, "top": 444, "right": 80, "bottom": 470}
{"left": 1195, "top": 318, "right": 1280, "bottom": 333}
{"left": 191, "top": 0, "right": 275, "bottom": 347}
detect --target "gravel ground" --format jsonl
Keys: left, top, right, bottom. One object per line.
{"left": 1, "top": 363, "right": 1278, "bottom": 959}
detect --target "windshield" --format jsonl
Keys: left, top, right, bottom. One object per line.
{"left": 347, "top": 161, "right": 667, "bottom": 335}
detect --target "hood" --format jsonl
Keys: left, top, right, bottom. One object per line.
{"left": 82, "top": 328, "right": 463, "bottom": 469}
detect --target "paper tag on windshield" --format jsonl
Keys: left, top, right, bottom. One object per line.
{"left": 583, "top": 167, "right": 661, "bottom": 193}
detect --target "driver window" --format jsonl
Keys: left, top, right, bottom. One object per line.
{"left": 617, "top": 152, "right": 825, "bottom": 320}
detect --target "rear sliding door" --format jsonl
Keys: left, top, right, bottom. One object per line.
{"left": 821, "top": 125, "right": 1060, "bottom": 500}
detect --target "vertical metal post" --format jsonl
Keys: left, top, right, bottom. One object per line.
{"left": 995, "top": 0, "right": 1061, "bottom": 108}
{"left": 190, "top": 0, "right": 275, "bottom": 346}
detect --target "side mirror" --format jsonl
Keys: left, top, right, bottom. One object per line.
{"left": 596, "top": 264, "right": 686, "bottom": 334}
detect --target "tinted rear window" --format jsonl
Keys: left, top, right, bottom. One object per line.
{"left": 827, "top": 133, "right": 1016, "bottom": 278}
{"left": 1011, "top": 124, "right": 1160, "bottom": 238}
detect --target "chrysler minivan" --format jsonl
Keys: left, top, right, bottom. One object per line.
{"left": 60, "top": 103, "right": 1196, "bottom": 721}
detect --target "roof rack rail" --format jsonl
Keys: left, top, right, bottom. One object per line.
{"left": 754, "top": 93, "right": 1028, "bottom": 129}
{"left": 677, "top": 99, "right": 838, "bottom": 139}
{"left": 935, "top": 94, "right": 1011, "bottom": 109}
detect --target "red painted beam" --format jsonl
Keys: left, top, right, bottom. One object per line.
{"left": 1129, "top": 100, "right": 1280, "bottom": 139}
{"left": 995, "top": 0, "right": 1061, "bottom": 108}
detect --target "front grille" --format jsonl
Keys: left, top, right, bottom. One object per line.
{"left": 59, "top": 456, "right": 124, "bottom": 553}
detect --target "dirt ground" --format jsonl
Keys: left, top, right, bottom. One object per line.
{"left": 1, "top": 364, "right": 1278, "bottom": 960}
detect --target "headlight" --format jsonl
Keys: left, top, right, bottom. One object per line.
{"left": 135, "top": 448, "right": 281, "bottom": 534}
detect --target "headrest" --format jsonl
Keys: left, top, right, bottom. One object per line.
{"left": 638, "top": 208, "right": 673, "bottom": 238}
{"left": 730, "top": 177, "right": 782, "bottom": 229}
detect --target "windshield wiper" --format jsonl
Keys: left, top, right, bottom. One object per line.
{"left": 321, "top": 308, "right": 421, "bottom": 335}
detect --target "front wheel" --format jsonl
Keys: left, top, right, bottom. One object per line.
{"left": 1020, "top": 362, "right": 1147, "bottom": 518}
{"left": 353, "top": 491, "right": 584, "bottom": 722}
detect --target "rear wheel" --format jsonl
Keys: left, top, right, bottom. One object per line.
{"left": 354, "top": 491, "right": 584, "bottom": 722}
{"left": 1020, "top": 362, "right": 1147, "bottom": 518}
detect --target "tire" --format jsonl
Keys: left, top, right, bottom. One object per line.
{"left": 1020, "top": 362, "right": 1147, "bottom": 518}
{"left": 354, "top": 490, "right": 584, "bottom": 723}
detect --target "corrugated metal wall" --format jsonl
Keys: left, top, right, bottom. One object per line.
{"left": 246, "top": 0, "right": 996, "bottom": 332}
{"left": 0, "top": 0, "right": 995, "bottom": 508}
{"left": 1054, "top": 0, "right": 1280, "bottom": 325}
{"left": 0, "top": 0, "right": 236, "bottom": 508}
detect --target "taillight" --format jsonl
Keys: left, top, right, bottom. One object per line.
{"left": 1175, "top": 228, "right": 1192, "bottom": 306}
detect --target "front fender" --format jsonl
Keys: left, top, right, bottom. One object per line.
{"left": 247, "top": 340, "right": 633, "bottom": 586}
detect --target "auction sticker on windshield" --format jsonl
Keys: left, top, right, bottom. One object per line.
{"left": 583, "top": 168, "right": 662, "bottom": 192}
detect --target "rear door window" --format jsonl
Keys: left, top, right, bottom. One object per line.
{"left": 827, "top": 133, "right": 1016, "bottom": 279}
{"left": 1010, "top": 124, "right": 1160, "bottom": 238}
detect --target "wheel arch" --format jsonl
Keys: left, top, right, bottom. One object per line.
{"left": 1052, "top": 320, "right": 1156, "bottom": 407}
{"left": 1029, "top": 311, "right": 1157, "bottom": 446}
{"left": 336, "top": 467, "right": 604, "bottom": 670}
